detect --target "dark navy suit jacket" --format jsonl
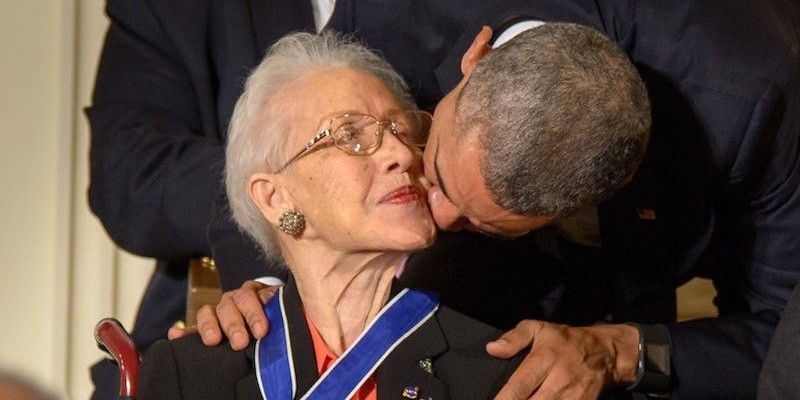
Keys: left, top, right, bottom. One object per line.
{"left": 87, "top": 0, "right": 800, "bottom": 398}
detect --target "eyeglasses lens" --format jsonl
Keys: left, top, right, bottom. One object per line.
{"left": 330, "top": 111, "right": 432, "bottom": 154}
{"left": 331, "top": 115, "right": 380, "bottom": 154}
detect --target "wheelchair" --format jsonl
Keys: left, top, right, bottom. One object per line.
{"left": 93, "top": 257, "right": 222, "bottom": 399}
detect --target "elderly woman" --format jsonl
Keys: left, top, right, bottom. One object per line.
{"left": 139, "top": 32, "right": 520, "bottom": 399}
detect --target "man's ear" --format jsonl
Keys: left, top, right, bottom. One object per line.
{"left": 249, "top": 172, "right": 292, "bottom": 226}
{"left": 461, "top": 26, "right": 493, "bottom": 76}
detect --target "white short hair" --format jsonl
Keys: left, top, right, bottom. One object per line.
{"left": 225, "top": 31, "right": 415, "bottom": 264}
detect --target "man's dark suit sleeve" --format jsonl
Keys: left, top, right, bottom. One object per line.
{"left": 661, "top": 45, "right": 800, "bottom": 398}
{"left": 481, "top": 1, "right": 800, "bottom": 397}
{"left": 86, "top": 0, "right": 224, "bottom": 260}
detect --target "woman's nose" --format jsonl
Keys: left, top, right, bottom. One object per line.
{"left": 376, "top": 131, "right": 416, "bottom": 174}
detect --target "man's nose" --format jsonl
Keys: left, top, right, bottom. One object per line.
{"left": 427, "top": 186, "right": 466, "bottom": 231}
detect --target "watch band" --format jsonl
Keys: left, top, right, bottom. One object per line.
{"left": 626, "top": 323, "right": 672, "bottom": 395}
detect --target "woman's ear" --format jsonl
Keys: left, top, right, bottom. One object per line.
{"left": 461, "top": 26, "right": 493, "bottom": 76}
{"left": 249, "top": 172, "right": 292, "bottom": 226}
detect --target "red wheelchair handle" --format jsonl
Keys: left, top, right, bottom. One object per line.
{"left": 94, "top": 318, "right": 141, "bottom": 398}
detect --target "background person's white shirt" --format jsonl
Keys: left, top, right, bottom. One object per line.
{"left": 312, "top": 0, "right": 336, "bottom": 32}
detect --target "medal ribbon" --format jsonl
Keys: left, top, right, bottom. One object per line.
{"left": 256, "top": 287, "right": 439, "bottom": 399}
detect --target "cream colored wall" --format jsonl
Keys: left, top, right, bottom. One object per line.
{"left": 0, "top": 0, "right": 63, "bottom": 389}
{"left": 0, "top": 2, "right": 154, "bottom": 399}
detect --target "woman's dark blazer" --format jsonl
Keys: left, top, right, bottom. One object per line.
{"left": 139, "top": 281, "right": 522, "bottom": 399}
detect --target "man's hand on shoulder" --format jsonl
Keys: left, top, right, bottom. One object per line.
{"left": 487, "top": 320, "right": 640, "bottom": 400}
{"left": 167, "top": 280, "right": 278, "bottom": 350}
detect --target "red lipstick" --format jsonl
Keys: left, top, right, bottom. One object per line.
{"left": 379, "top": 185, "right": 421, "bottom": 204}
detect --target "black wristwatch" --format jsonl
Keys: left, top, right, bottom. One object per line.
{"left": 625, "top": 323, "right": 672, "bottom": 396}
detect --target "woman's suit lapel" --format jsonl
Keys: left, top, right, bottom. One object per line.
{"left": 376, "top": 314, "right": 448, "bottom": 399}
{"left": 237, "top": 346, "right": 261, "bottom": 399}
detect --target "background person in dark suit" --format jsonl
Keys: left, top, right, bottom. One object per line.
{"left": 89, "top": 0, "right": 800, "bottom": 398}
{"left": 139, "top": 31, "right": 522, "bottom": 399}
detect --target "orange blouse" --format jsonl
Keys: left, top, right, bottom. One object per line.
{"left": 305, "top": 315, "right": 378, "bottom": 400}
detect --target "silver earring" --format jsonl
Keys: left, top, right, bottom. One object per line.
{"left": 277, "top": 210, "right": 305, "bottom": 236}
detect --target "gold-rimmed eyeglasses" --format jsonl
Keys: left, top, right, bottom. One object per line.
{"left": 277, "top": 110, "right": 433, "bottom": 172}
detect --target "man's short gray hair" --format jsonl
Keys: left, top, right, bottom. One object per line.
{"left": 225, "top": 31, "right": 415, "bottom": 263}
{"left": 457, "top": 23, "right": 651, "bottom": 217}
